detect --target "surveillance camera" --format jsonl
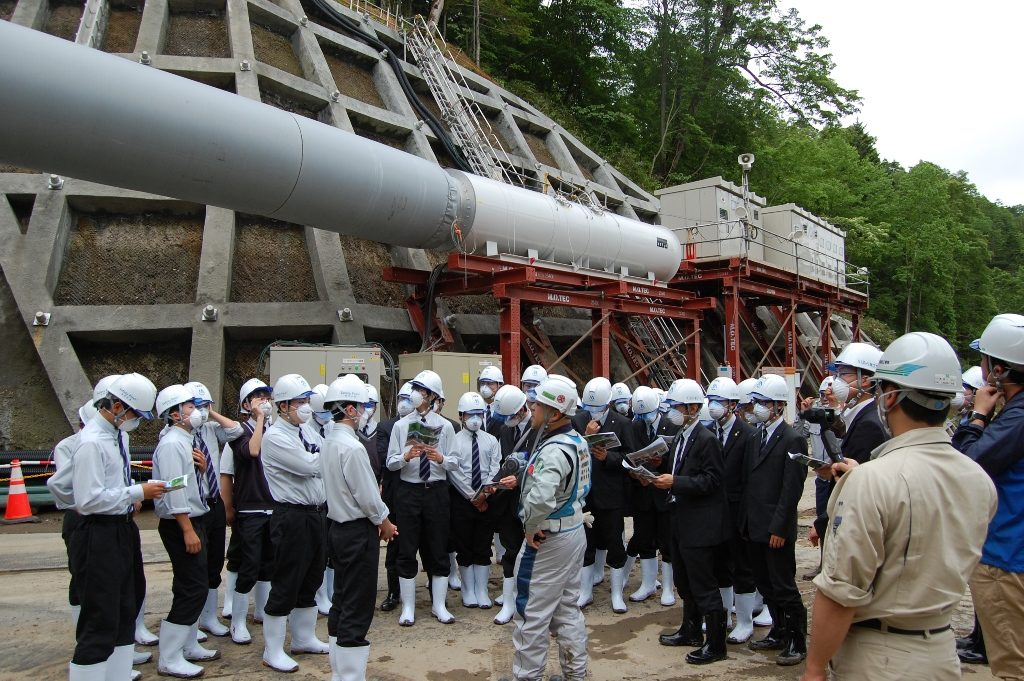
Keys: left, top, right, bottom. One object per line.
{"left": 737, "top": 153, "right": 755, "bottom": 170}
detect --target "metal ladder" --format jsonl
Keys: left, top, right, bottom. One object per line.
{"left": 406, "top": 15, "right": 522, "bottom": 185}
{"left": 628, "top": 312, "right": 690, "bottom": 389}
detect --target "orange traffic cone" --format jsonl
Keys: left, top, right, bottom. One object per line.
{"left": 2, "top": 460, "right": 40, "bottom": 524}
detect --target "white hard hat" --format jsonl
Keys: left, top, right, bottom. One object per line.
{"left": 582, "top": 377, "right": 612, "bottom": 407}
{"left": 706, "top": 377, "right": 739, "bottom": 402}
{"left": 458, "top": 392, "right": 487, "bottom": 413}
{"left": 972, "top": 313, "right": 1024, "bottom": 368}
{"left": 324, "top": 374, "right": 368, "bottom": 406}
{"left": 78, "top": 400, "right": 97, "bottom": 424}
{"left": 92, "top": 374, "right": 122, "bottom": 406}
{"left": 610, "top": 382, "right": 631, "bottom": 402}
{"left": 365, "top": 384, "right": 379, "bottom": 403}
{"left": 818, "top": 376, "right": 834, "bottom": 393}
{"left": 631, "top": 386, "right": 660, "bottom": 415}
{"left": 184, "top": 381, "right": 214, "bottom": 406}
{"left": 874, "top": 332, "right": 961, "bottom": 407}
{"left": 398, "top": 381, "right": 416, "bottom": 398}
{"left": 829, "top": 342, "right": 883, "bottom": 374}
{"left": 961, "top": 366, "right": 984, "bottom": 390}
{"left": 309, "top": 384, "right": 329, "bottom": 412}
{"left": 109, "top": 373, "right": 158, "bottom": 420}
{"left": 410, "top": 370, "right": 444, "bottom": 399}
{"left": 666, "top": 379, "right": 704, "bottom": 405}
{"left": 478, "top": 365, "right": 504, "bottom": 384}
{"left": 238, "top": 378, "right": 271, "bottom": 410}
{"left": 736, "top": 378, "right": 759, "bottom": 405}
{"left": 273, "top": 373, "right": 314, "bottom": 403}
{"left": 698, "top": 399, "right": 712, "bottom": 422}
{"left": 493, "top": 384, "right": 527, "bottom": 416}
{"left": 521, "top": 365, "right": 547, "bottom": 385}
{"left": 535, "top": 374, "right": 579, "bottom": 416}
{"left": 749, "top": 374, "right": 789, "bottom": 403}
{"left": 156, "top": 384, "right": 194, "bottom": 419}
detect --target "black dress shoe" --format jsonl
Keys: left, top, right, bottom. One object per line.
{"left": 380, "top": 593, "right": 399, "bottom": 612}
{"left": 660, "top": 628, "right": 704, "bottom": 647}
{"left": 958, "top": 648, "right": 988, "bottom": 665}
{"left": 749, "top": 630, "right": 786, "bottom": 651}
{"left": 686, "top": 610, "right": 728, "bottom": 665}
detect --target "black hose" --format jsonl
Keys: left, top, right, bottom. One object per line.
{"left": 304, "top": 0, "right": 473, "bottom": 173}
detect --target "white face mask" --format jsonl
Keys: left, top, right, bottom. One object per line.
{"left": 432, "top": 400, "right": 443, "bottom": 414}
{"left": 505, "top": 413, "right": 524, "bottom": 429}
{"left": 665, "top": 407, "right": 685, "bottom": 426}
{"left": 707, "top": 401, "right": 728, "bottom": 421}
{"left": 752, "top": 403, "right": 772, "bottom": 423}
{"left": 198, "top": 407, "right": 210, "bottom": 423}
{"left": 365, "top": 404, "right": 376, "bottom": 420}
{"left": 614, "top": 401, "right": 630, "bottom": 415}
{"left": 294, "top": 403, "right": 313, "bottom": 424}
{"left": 479, "top": 385, "right": 495, "bottom": 400}
{"left": 950, "top": 393, "right": 965, "bottom": 410}
{"left": 464, "top": 415, "right": 483, "bottom": 432}
{"left": 742, "top": 410, "right": 757, "bottom": 425}
{"left": 875, "top": 390, "right": 894, "bottom": 439}
{"left": 356, "top": 408, "right": 369, "bottom": 429}
{"left": 313, "top": 412, "right": 332, "bottom": 426}
{"left": 397, "top": 398, "right": 415, "bottom": 417}
{"left": 118, "top": 416, "right": 141, "bottom": 432}
{"left": 187, "top": 408, "right": 205, "bottom": 430}
{"left": 259, "top": 401, "right": 273, "bottom": 421}
{"left": 831, "top": 376, "right": 854, "bottom": 404}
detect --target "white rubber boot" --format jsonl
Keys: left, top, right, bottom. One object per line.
{"left": 131, "top": 671, "right": 141, "bottom": 681}
{"left": 629, "top": 558, "right": 659, "bottom": 602}
{"left": 135, "top": 598, "right": 158, "bottom": 646}
{"left": 473, "top": 564, "right": 492, "bottom": 609}
{"left": 728, "top": 591, "right": 756, "bottom": 644}
{"left": 591, "top": 549, "right": 608, "bottom": 585}
{"left": 659, "top": 562, "right": 676, "bottom": 606}
{"left": 430, "top": 576, "right": 455, "bottom": 623}
{"left": 720, "top": 586, "right": 735, "bottom": 628}
{"left": 609, "top": 566, "right": 628, "bottom": 614}
{"left": 71, "top": 604, "right": 81, "bottom": 630}
{"left": 199, "top": 589, "right": 229, "bottom": 637}
{"left": 105, "top": 644, "right": 134, "bottom": 681}
{"left": 132, "top": 649, "right": 151, "bottom": 665}
{"left": 316, "top": 568, "right": 334, "bottom": 616}
{"left": 398, "top": 577, "right": 417, "bottom": 626}
{"left": 288, "top": 606, "right": 329, "bottom": 654}
{"left": 261, "top": 614, "right": 298, "bottom": 672}
{"left": 157, "top": 620, "right": 204, "bottom": 678}
{"left": 221, "top": 571, "right": 236, "bottom": 619}
{"left": 183, "top": 620, "right": 220, "bottom": 661}
{"left": 494, "top": 533, "right": 505, "bottom": 564}
{"left": 753, "top": 590, "right": 773, "bottom": 627}
{"left": 253, "top": 581, "right": 270, "bottom": 624}
{"left": 576, "top": 564, "right": 595, "bottom": 608}
{"left": 335, "top": 644, "right": 370, "bottom": 681}
{"left": 69, "top": 662, "right": 106, "bottom": 681}
{"left": 447, "top": 554, "right": 462, "bottom": 591}
{"left": 459, "top": 565, "right": 478, "bottom": 608}
{"left": 229, "top": 590, "right": 251, "bottom": 645}
{"left": 493, "top": 577, "right": 516, "bottom": 625}
{"left": 328, "top": 636, "right": 339, "bottom": 681}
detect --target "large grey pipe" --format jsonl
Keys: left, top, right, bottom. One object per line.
{"left": 0, "top": 21, "right": 682, "bottom": 280}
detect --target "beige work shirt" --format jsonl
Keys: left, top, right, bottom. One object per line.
{"left": 814, "top": 426, "right": 996, "bottom": 629}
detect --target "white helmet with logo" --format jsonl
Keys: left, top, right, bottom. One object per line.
{"left": 631, "top": 386, "right": 660, "bottom": 415}
{"left": 521, "top": 365, "right": 547, "bottom": 386}
{"left": 972, "top": 313, "right": 1024, "bottom": 368}
{"left": 736, "top": 378, "right": 759, "bottom": 405}
{"left": 324, "top": 374, "right": 368, "bottom": 407}
{"left": 109, "top": 373, "right": 158, "bottom": 420}
{"left": 365, "top": 384, "right": 379, "bottom": 404}
{"left": 829, "top": 342, "right": 883, "bottom": 374}
{"left": 92, "top": 374, "right": 122, "bottom": 406}
{"left": 479, "top": 365, "right": 504, "bottom": 385}
{"left": 411, "top": 370, "right": 444, "bottom": 400}
{"left": 961, "top": 366, "right": 984, "bottom": 390}
{"left": 78, "top": 400, "right": 98, "bottom": 425}
{"left": 582, "top": 377, "right": 612, "bottom": 407}
{"left": 749, "top": 374, "right": 789, "bottom": 403}
{"left": 458, "top": 392, "right": 487, "bottom": 414}
{"left": 273, "top": 374, "right": 314, "bottom": 403}
{"left": 493, "top": 385, "right": 528, "bottom": 417}
{"left": 309, "top": 384, "right": 329, "bottom": 412}
{"left": 874, "top": 332, "right": 961, "bottom": 409}
{"left": 818, "top": 376, "right": 834, "bottom": 394}
{"left": 706, "top": 377, "right": 739, "bottom": 402}
{"left": 238, "top": 378, "right": 271, "bottom": 412}
{"left": 184, "top": 381, "right": 214, "bottom": 406}
{"left": 611, "top": 382, "right": 631, "bottom": 403}
{"left": 156, "top": 384, "right": 195, "bottom": 419}
{"left": 535, "top": 374, "right": 579, "bottom": 416}
{"left": 666, "top": 379, "right": 705, "bottom": 405}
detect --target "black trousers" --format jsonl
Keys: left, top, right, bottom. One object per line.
{"left": 713, "top": 518, "right": 757, "bottom": 594}
{"left": 61, "top": 510, "right": 82, "bottom": 607}
{"left": 488, "top": 490, "right": 524, "bottom": 579}
{"left": 266, "top": 506, "right": 326, "bottom": 616}
{"left": 747, "top": 540, "right": 805, "bottom": 624}
{"left": 327, "top": 518, "right": 379, "bottom": 646}
{"left": 158, "top": 515, "right": 210, "bottom": 625}
{"left": 381, "top": 475, "right": 399, "bottom": 593}
{"left": 583, "top": 507, "right": 627, "bottom": 569}
{"left": 225, "top": 516, "right": 243, "bottom": 573}
{"left": 70, "top": 515, "right": 141, "bottom": 665}
{"left": 203, "top": 497, "right": 225, "bottom": 589}
{"left": 233, "top": 512, "right": 275, "bottom": 594}
{"left": 395, "top": 481, "right": 450, "bottom": 579}
{"left": 626, "top": 508, "right": 672, "bottom": 560}
{"left": 670, "top": 540, "right": 722, "bottom": 617}
{"left": 449, "top": 490, "right": 494, "bottom": 566}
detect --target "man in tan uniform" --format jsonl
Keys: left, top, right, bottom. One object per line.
{"left": 800, "top": 332, "right": 997, "bottom": 681}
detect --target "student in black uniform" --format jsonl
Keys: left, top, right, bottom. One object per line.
{"left": 742, "top": 374, "right": 809, "bottom": 667}
{"left": 573, "top": 377, "right": 632, "bottom": 613}
{"left": 653, "top": 380, "right": 730, "bottom": 665}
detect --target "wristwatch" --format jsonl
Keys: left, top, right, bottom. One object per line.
{"left": 968, "top": 411, "right": 991, "bottom": 425}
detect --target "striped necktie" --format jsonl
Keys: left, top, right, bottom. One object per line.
{"left": 194, "top": 433, "right": 219, "bottom": 499}
{"left": 299, "top": 428, "right": 320, "bottom": 454}
{"left": 419, "top": 418, "right": 431, "bottom": 481}
{"left": 471, "top": 432, "right": 482, "bottom": 489}
{"left": 117, "top": 431, "right": 132, "bottom": 514}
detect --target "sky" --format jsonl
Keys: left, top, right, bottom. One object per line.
{"left": 782, "top": 1, "right": 1024, "bottom": 207}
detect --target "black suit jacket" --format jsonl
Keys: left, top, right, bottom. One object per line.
{"left": 498, "top": 422, "right": 537, "bottom": 461}
{"left": 720, "top": 417, "right": 758, "bottom": 509}
{"left": 377, "top": 417, "right": 400, "bottom": 506}
{"left": 840, "top": 400, "right": 887, "bottom": 464}
{"left": 627, "top": 416, "right": 679, "bottom": 513}
{"left": 571, "top": 409, "right": 631, "bottom": 511}
{"left": 667, "top": 424, "right": 729, "bottom": 548}
{"left": 485, "top": 417, "right": 504, "bottom": 440}
{"left": 740, "top": 420, "right": 808, "bottom": 543}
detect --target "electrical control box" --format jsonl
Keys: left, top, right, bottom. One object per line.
{"left": 761, "top": 204, "right": 846, "bottom": 287}
{"left": 267, "top": 345, "right": 383, "bottom": 397}
{"left": 398, "top": 352, "right": 502, "bottom": 421}
{"left": 656, "top": 176, "right": 766, "bottom": 261}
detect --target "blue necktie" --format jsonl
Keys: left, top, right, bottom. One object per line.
{"left": 194, "top": 434, "right": 219, "bottom": 499}
{"left": 471, "top": 432, "right": 482, "bottom": 489}
{"left": 418, "top": 418, "right": 431, "bottom": 481}
{"left": 299, "top": 429, "right": 320, "bottom": 454}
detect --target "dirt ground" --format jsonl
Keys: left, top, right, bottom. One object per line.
{"left": 0, "top": 478, "right": 995, "bottom": 681}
